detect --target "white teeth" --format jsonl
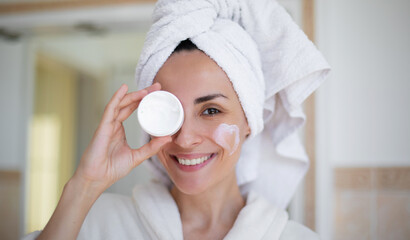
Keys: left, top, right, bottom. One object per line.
{"left": 177, "top": 155, "right": 211, "bottom": 166}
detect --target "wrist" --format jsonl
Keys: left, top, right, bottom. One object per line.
{"left": 37, "top": 174, "right": 104, "bottom": 240}
{"left": 65, "top": 175, "right": 105, "bottom": 203}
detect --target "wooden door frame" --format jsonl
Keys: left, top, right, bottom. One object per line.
{"left": 302, "top": 0, "right": 317, "bottom": 231}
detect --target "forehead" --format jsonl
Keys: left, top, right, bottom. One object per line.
{"left": 154, "top": 50, "right": 236, "bottom": 98}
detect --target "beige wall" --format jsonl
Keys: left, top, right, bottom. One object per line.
{"left": 27, "top": 53, "right": 78, "bottom": 232}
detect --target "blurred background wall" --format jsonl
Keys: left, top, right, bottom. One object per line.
{"left": 315, "top": 0, "right": 410, "bottom": 239}
{"left": 0, "top": 0, "right": 409, "bottom": 239}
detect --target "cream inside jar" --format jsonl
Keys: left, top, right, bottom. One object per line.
{"left": 137, "top": 91, "right": 184, "bottom": 137}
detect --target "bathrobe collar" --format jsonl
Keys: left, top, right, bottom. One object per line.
{"left": 132, "top": 182, "right": 288, "bottom": 240}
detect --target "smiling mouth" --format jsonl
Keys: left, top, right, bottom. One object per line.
{"left": 172, "top": 153, "right": 215, "bottom": 166}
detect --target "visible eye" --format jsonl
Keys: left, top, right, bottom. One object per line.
{"left": 202, "top": 108, "right": 220, "bottom": 116}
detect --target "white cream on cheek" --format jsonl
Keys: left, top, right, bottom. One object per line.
{"left": 213, "top": 123, "right": 240, "bottom": 156}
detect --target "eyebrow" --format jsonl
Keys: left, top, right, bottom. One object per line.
{"left": 194, "top": 93, "right": 228, "bottom": 104}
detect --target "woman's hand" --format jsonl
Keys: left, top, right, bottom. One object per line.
{"left": 36, "top": 83, "right": 170, "bottom": 240}
{"left": 73, "top": 83, "right": 171, "bottom": 193}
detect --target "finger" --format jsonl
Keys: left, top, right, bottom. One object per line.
{"left": 118, "top": 90, "right": 147, "bottom": 109}
{"left": 131, "top": 136, "right": 172, "bottom": 167}
{"left": 116, "top": 83, "right": 162, "bottom": 122}
{"left": 146, "top": 82, "right": 161, "bottom": 93}
{"left": 117, "top": 102, "right": 139, "bottom": 123}
{"left": 118, "top": 83, "right": 160, "bottom": 110}
{"left": 101, "top": 84, "right": 128, "bottom": 125}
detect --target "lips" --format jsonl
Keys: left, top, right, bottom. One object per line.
{"left": 171, "top": 153, "right": 216, "bottom": 171}
{"left": 176, "top": 155, "right": 211, "bottom": 165}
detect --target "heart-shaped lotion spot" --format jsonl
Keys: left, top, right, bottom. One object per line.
{"left": 213, "top": 123, "right": 240, "bottom": 156}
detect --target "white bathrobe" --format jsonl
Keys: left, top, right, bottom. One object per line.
{"left": 23, "top": 182, "right": 319, "bottom": 240}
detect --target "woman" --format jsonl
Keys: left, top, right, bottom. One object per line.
{"left": 25, "top": 0, "right": 330, "bottom": 239}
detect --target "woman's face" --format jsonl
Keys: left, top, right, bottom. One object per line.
{"left": 154, "top": 49, "right": 250, "bottom": 195}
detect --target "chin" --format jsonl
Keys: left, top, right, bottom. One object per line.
{"left": 158, "top": 151, "right": 219, "bottom": 195}
{"left": 171, "top": 174, "right": 214, "bottom": 195}
{"left": 158, "top": 149, "right": 238, "bottom": 195}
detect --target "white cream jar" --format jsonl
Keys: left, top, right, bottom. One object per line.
{"left": 137, "top": 91, "right": 184, "bottom": 137}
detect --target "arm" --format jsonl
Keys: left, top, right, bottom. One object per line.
{"left": 35, "top": 83, "right": 171, "bottom": 240}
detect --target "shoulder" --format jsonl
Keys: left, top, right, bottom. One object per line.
{"left": 24, "top": 193, "right": 147, "bottom": 240}
{"left": 92, "top": 192, "right": 134, "bottom": 212}
{"left": 85, "top": 192, "right": 136, "bottom": 220}
{"left": 78, "top": 192, "right": 144, "bottom": 239}
{"left": 243, "top": 191, "right": 320, "bottom": 240}
{"left": 86, "top": 192, "right": 138, "bottom": 221}
{"left": 279, "top": 220, "right": 320, "bottom": 240}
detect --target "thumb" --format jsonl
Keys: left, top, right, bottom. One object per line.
{"left": 131, "top": 136, "right": 172, "bottom": 167}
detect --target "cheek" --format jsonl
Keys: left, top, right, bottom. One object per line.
{"left": 212, "top": 123, "right": 240, "bottom": 156}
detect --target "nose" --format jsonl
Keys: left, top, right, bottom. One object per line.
{"left": 173, "top": 117, "right": 203, "bottom": 149}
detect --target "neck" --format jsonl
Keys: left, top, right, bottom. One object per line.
{"left": 170, "top": 171, "right": 245, "bottom": 235}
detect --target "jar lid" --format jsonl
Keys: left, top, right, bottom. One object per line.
{"left": 137, "top": 91, "right": 184, "bottom": 137}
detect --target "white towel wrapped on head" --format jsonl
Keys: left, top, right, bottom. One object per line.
{"left": 135, "top": 0, "right": 330, "bottom": 209}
